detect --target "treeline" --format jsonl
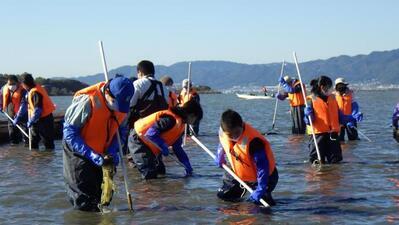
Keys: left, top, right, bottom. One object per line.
{"left": 0, "top": 74, "right": 88, "bottom": 96}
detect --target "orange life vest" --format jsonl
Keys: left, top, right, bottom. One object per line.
{"left": 27, "top": 84, "right": 56, "bottom": 119}
{"left": 179, "top": 88, "right": 198, "bottom": 105}
{"left": 134, "top": 110, "right": 185, "bottom": 155}
{"left": 168, "top": 91, "right": 178, "bottom": 108}
{"left": 219, "top": 122, "right": 276, "bottom": 182}
{"left": 288, "top": 81, "right": 306, "bottom": 107}
{"left": 2, "top": 84, "right": 24, "bottom": 114}
{"left": 335, "top": 91, "right": 353, "bottom": 115}
{"left": 311, "top": 95, "right": 340, "bottom": 134}
{"left": 75, "top": 82, "right": 127, "bottom": 155}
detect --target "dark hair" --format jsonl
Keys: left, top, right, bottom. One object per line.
{"left": 7, "top": 75, "right": 19, "bottom": 83}
{"left": 220, "top": 109, "right": 243, "bottom": 132}
{"left": 21, "top": 72, "right": 35, "bottom": 88}
{"left": 171, "top": 99, "right": 203, "bottom": 122}
{"left": 335, "top": 83, "right": 348, "bottom": 94}
{"left": 160, "top": 76, "right": 173, "bottom": 86}
{"left": 137, "top": 60, "right": 155, "bottom": 76}
{"left": 309, "top": 75, "right": 332, "bottom": 95}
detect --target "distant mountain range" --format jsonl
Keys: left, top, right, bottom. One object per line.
{"left": 64, "top": 48, "right": 399, "bottom": 89}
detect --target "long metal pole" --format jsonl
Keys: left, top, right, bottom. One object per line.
{"left": 98, "top": 40, "right": 133, "bottom": 211}
{"left": 293, "top": 52, "right": 322, "bottom": 164}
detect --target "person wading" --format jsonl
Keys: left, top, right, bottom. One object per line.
{"left": 63, "top": 76, "right": 134, "bottom": 211}
{"left": 334, "top": 77, "right": 363, "bottom": 141}
{"left": 1, "top": 75, "right": 28, "bottom": 145}
{"left": 277, "top": 76, "right": 306, "bottom": 134}
{"left": 126, "top": 60, "right": 168, "bottom": 163}
{"left": 392, "top": 102, "right": 399, "bottom": 143}
{"left": 304, "top": 76, "right": 357, "bottom": 164}
{"left": 215, "top": 109, "right": 279, "bottom": 206}
{"left": 179, "top": 79, "right": 202, "bottom": 136}
{"left": 160, "top": 76, "right": 178, "bottom": 108}
{"left": 21, "top": 73, "right": 56, "bottom": 150}
{"left": 128, "top": 99, "right": 203, "bottom": 179}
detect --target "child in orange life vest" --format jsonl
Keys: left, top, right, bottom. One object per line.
{"left": 128, "top": 99, "right": 203, "bottom": 179}
{"left": 334, "top": 77, "right": 363, "bottom": 141}
{"left": 304, "top": 76, "right": 357, "bottom": 164}
{"left": 215, "top": 109, "right": 279, "bottom": 206}
{"left": 160, "top": 76, "right": 178, "bottom": 108}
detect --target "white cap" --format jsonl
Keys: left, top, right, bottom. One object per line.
{"left": 182, "top": 79, "right": 192, "bottom": 88}
{"left": 283, "top": 75, "right": 292, "bottom": 83}
{"left": 335, "top": 77, "right": 349, "bottom": 86}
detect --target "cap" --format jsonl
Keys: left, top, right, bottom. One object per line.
{"left": 108, "top": 76, "right": 134, "bottom": 113}
{"left": 182, "top": 79, "right": 192, "bottom": 88}
{"left": 283, "top": 75, "right": 292, "bottom": 83}
{"left": 335, "top": 77, "right": 349, "bottom": 86}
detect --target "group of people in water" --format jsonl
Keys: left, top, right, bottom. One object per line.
{"left": 1, "top": 60, "right": 398, "bottom": 212}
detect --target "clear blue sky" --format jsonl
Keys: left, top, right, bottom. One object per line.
{"left": 1, "top": 0, "right": 398, "bottom": 78}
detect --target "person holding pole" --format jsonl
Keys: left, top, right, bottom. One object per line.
{"left": 179, "top": 79, "right": 202, "bottom": 136}
{"left": 1, "top": 75, "right": 29, "bottom": 145}
{"left": 63, "top": 75, "right": 134, "bottom": 211}
{"left": 334, "top": 77, "right": 363, "bottom": 141}
{"left": 21, "top": 73, "right": 56, "bottom": 150}
{"left": 276, "top": 75, "right": 307, "bottom": 134}
{"left": 304, "top": 76, "right": 356, "bottom": 164}
{"left": 128, "top": 99, "right": 203, "bottom": 179}
{"left": 215, "top": 109, "right": 278, "bottom": 206}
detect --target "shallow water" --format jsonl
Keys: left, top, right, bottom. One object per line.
{"left": 0, "top": 91, "right": 398, "bottom": 225}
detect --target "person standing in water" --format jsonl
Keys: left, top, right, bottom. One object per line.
{"left": 129, "top": 99, "right": 203, "bottom": 179}
{"left": 21, "top": 73, "right": 56, "bottom": 150}
{"left": 277, "top": 76, "right": 307, "bottom": 134}
{"left": 160, "top": 76, "right": 178, "bottom": 108}
{"left": 304, "top": 76, "right": 356, "bottom": 164}
{"left": 215, "top": 109, "right": 279, "bottom": 206}
{"left": 334, "top": 77, "right": 363, "bottom": 141}
{"left": 63, "top": 76, "right": 134, "bottom": 211}
{"left": 179, "top": 79, "right": 202, "bottom": 136}
{"left": 1, "top": 75, "right": 28, "bottom": 145}
{"left": 392, "top": 102, "right": 399, "bottom": 143}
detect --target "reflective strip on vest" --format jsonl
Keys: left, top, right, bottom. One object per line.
{"left": 311, "top": 95, "right": 340, "bottom": 134}
{"left": 134, "top": 110, "right": 185, "bottom": 155}
{"left": 28, "top": 85, "right": 56, "bottom": 118}
{"left": 76, "top": 82, "right": 126, "bottom": 154}
{"left": 219, "top": 123, "right": 276, "bottom": 182}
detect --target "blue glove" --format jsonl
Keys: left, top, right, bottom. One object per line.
{"left": 304, "top": 106, "right": 314, "bottom": 125}
{"left": 63, "top": 123, "right": 103, "bottom": 166}
{"left": 278, "top": 77, "right": 285, "bottom": 84}
{"left": 27, "top": 120, "right": 33, "bottom": 128}
{"left": 105, "top": 135, "right": 120, "bottom": 166}
{"left": 215, "top": 143, "right": 226, "bottom": 168}
{"left": 353, "top": 112, "right": 363, "bottom": 122}
{"left": 347, "top": 122, "right": 355, "bottom": 128}
{"left": 172, "top": 138, "right": 193, "bottom": 176}
{"left": 145, "top": 126, "right": 170, "bottom": 156}
{"left": 247, "top": 191, "right": 262, "bottom": 204}
{"left": 85, "top": 150, "right": 104, "bottom": 166}
{"left": 12, "top": 118, "right": 19, "bottom": 126}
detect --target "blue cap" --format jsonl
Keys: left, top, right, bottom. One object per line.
{"left": 108, "top": 76, "right": 134, "bottom": 113}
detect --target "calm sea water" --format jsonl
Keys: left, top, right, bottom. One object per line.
{"left": 0, "top": 91, "right": 398, "bottom": 225}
